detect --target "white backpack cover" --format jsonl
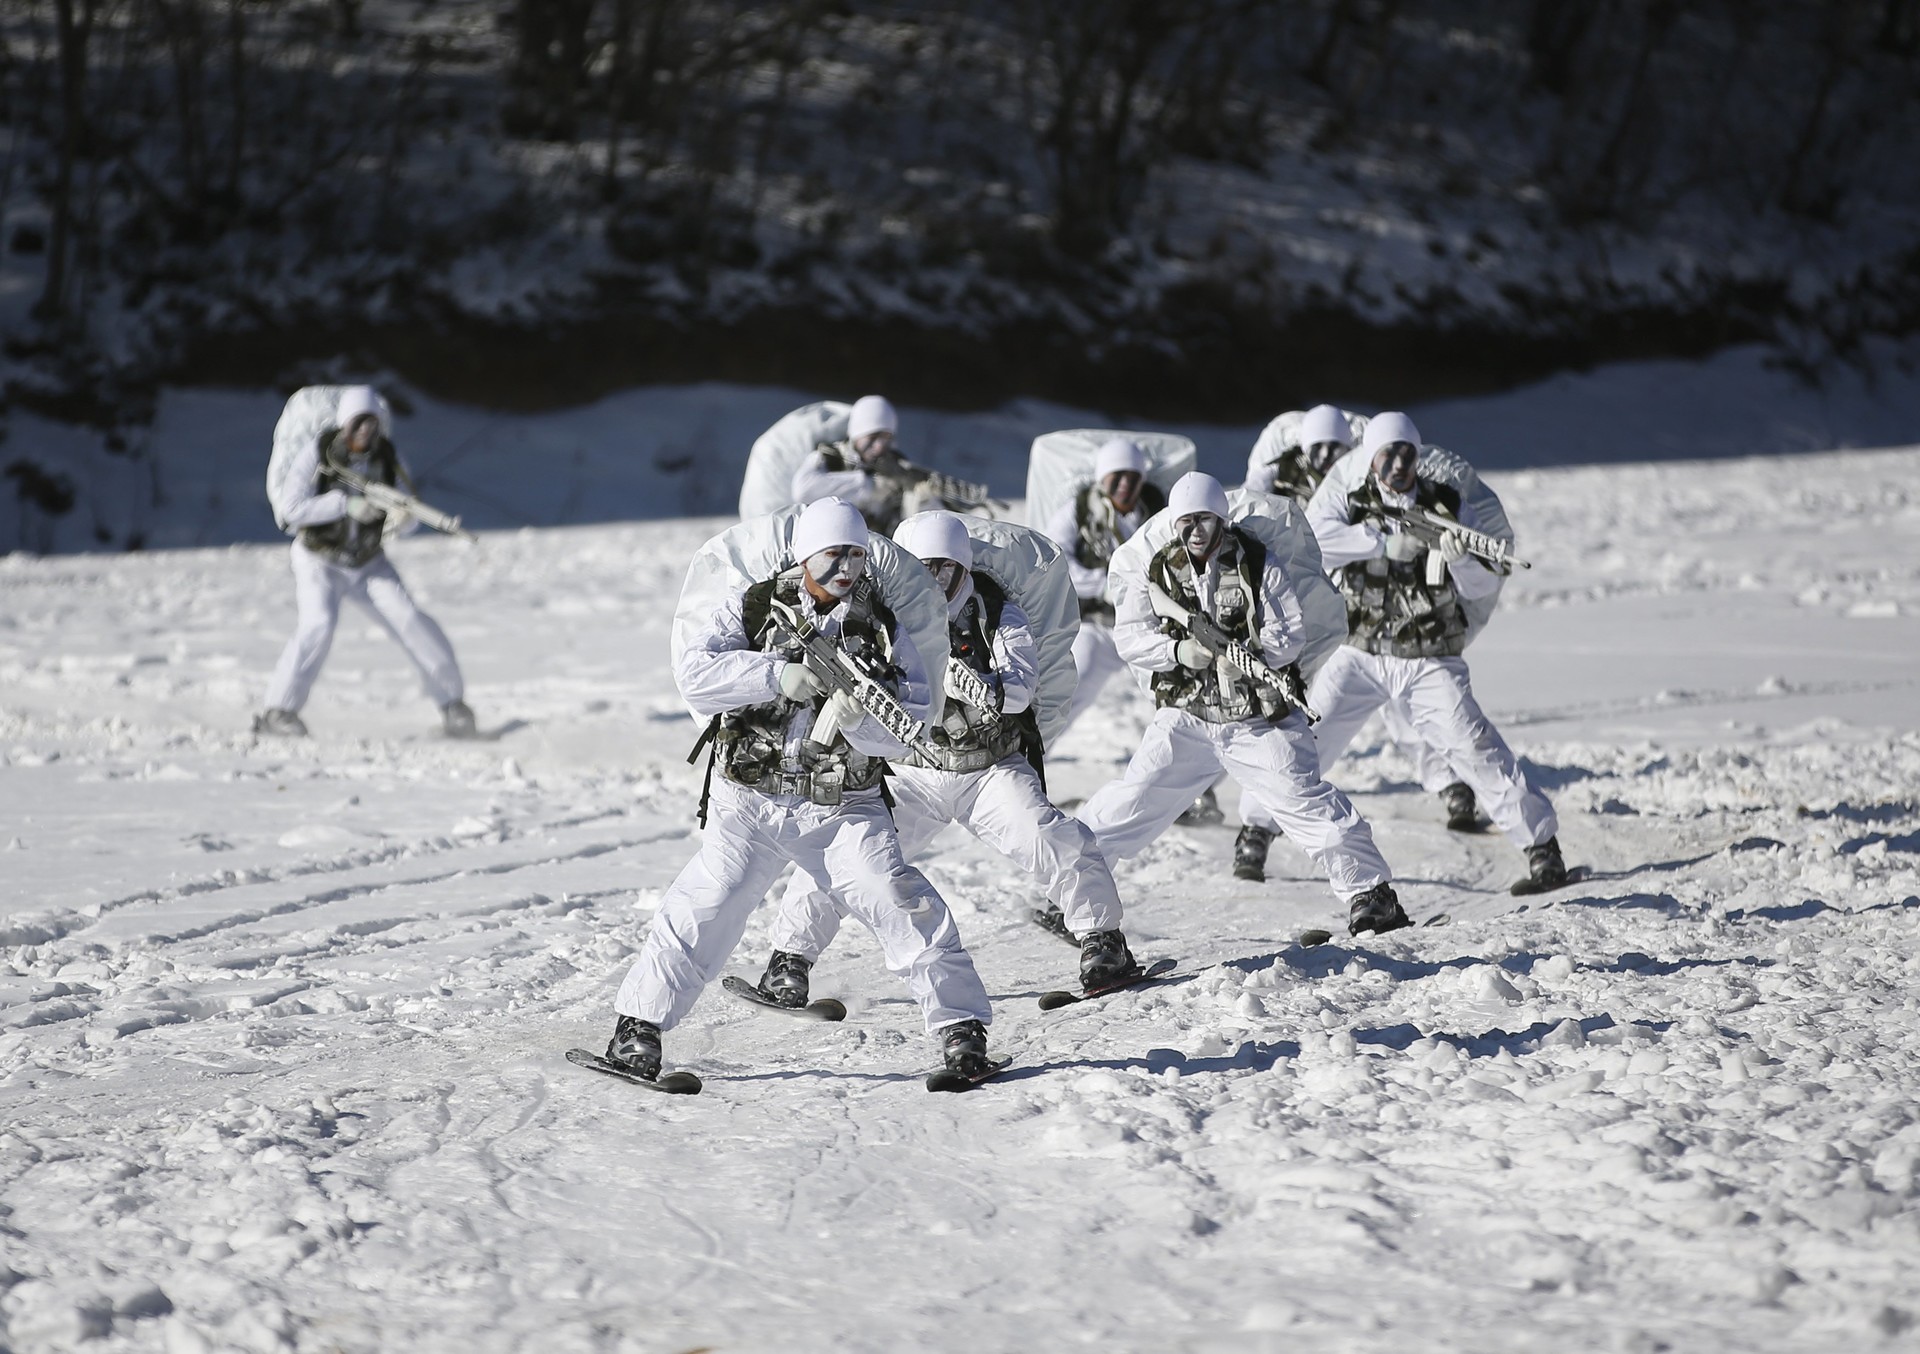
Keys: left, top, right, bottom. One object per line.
{"left": 1023, "top": 429, "right": 1196, "bottom": 534}
{"left": 267, "top": 385, "right": 348, "bottom": 534}
{"left": 1242, "top": 408, "right": 1370, "bottom": 487}
{"left": 1106, "top": 490, "right": 1349, "bottom": 697}
{"left": 897, "top": 512, "right": 1080, "bottom": 748}
{"left": 672, "top": 506, "right": 951, "bottom": 730}
{"left": 737, "top": 401, "right": 851, "bottom": 519}
{"left": 1313, "top": 443, "right": 1515, "bottom": 646}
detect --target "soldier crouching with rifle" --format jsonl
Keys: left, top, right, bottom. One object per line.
{"left": 257, "top": 384, "right": 479, "bottom": 739}
{"left": 603, "top": 498, "right": 997, "bottom": 1084}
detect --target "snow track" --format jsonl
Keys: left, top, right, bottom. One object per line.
{"left": 3, "top": 448, "right": 1919, "bottom": 1351}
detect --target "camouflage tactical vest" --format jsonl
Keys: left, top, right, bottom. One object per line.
{"left": 712, "top": 570, "right": 899, "bottom": 803}
{"left": 1259, "top": 447, "right": 1324, "bottom": 503}
{"left": 298, "top": 430, "right": 402, "bottom": 569}
{"left": 1146, "top": 528, "right": 1281, "bottom": 724}
{"left": 1336, "top": 478, "right": 1471, "bottom": 658}
{"left": 1073, "top": 480, "right": 1166, "bottom": 623}
{"left": 927, "top": 576, "right": 1034, "bottom": 773}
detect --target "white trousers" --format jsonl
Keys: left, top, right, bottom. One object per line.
{"left": 1309, "top": 648, "right": 1557, "bottom": 849}
{"left": 263, "top": 542, "right": 464, "bottom": 712}
{"left": 771, "top": 754, "right": 1124, "bottom": 959}
{"left": 615, "top": 780, "right": 990, "bottom": 1034}
{"left": 1381, "top": 702, "right": 1460, "bottom": 792}
{"left": 1078, "top": 707, "right": 1390, "bottom": 899}
{"left": 1059, "top": 622, "right": 1131, "bottom": 730}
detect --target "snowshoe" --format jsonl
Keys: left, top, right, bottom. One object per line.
{"left": 252, "top": 708, "right": 308, "bottom": 738}
{"left": 441, "top": 700, "right": 479, "bottom": 739}
{"left": 1030, "top": 905, "right": 1078, "bottom": 946}
{"left": 1347, "top": 881, "right": 1412, "bottom": 936}
{"left": 1233, "top": 824, "right": 1273, "bottom": 882}
{"left": 1038, "top": 957, "right": 1178, "bottom": 1010}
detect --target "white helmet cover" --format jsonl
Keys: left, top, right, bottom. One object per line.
{"left": 847, "top": 395, "right": 899, "bottom": 442}
{"left": 892, "top": 510, "right": 974, "bottom": 571}
{"left": 790, "top": 497, "right": 871, "bottom": 563}
{"left": 1167, "top": 471, "right": 1231, "bottom": 522}
{"left": 1361, "top": 411, "right": 1422, "bottom": 458}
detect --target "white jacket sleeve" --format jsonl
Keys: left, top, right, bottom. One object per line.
{"left": 837, "top": 618, "right": 934, "bottom": 759}
{"left": 1305, "top": 477, "right": 1383, "bottom": 571}
{"left": 792, "top": 450, "right": 880, "bottom": 512}
{"left": 674, "top": 592, "right": 785, "bottom": 719}
{"left": 1109, "top": 559, "right": 1180, "bottom": 674}
{"left": 269, "top": 439, "right": 350, "bottom": 532}
{"left": 1243, "top": 422, "right": 1288, "bottom": 495}
{"left": 1255, "top": 555, "right": 1308, "bottom": 668}
{"left": 987, "top": 599, "right": 1040, "bottom": 716}
{"left": 1044, "top": 496, "right": 1108, "bottom": 600}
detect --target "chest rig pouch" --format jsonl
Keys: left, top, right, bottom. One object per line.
{"left": 694, "top": 570, "right": 898, "bottom": 814}
{"left": 1147, "top": 530, "right": 1284, "bottom": 724}
{"left": 1336, "top": 479, "right": 1470, "bottom": 659}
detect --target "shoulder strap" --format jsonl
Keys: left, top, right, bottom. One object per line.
{"left": 972, "top": 574, "right": 1007, "bottom": 634}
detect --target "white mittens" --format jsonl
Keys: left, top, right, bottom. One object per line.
{"left": 344, "top": 495, "right": 383, "bottom": 524}
{"left": 1174, "top": 639, "right": 1212, "bottom": 670}
{"left": 1438, "top": 529, "right": 1470, "bottom": 564}
{"left": 779, "top": 662, "right": 826, "bottom": 703}
{"left": 1381, "top": 529, "right": 1424, "bottom": 563}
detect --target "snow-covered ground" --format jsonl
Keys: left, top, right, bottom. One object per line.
{"left": 3, "top": 432, "right": 1919, "bottom": 1350}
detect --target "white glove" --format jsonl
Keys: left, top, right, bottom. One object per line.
{"left": 1381, "top": 529, "right": 1424, "bottom": 563}
{"left": 344, "top": 495, "right": 383, "bottom": 524}
{"left": 779, "top": 663, "right": 826, "bottom": 703}
{"left": 1438, "top": 529, "right": 1470, "bottom": 565}
{"left": 1174, "top": 639, "right": 1212, "bottom": 670}
{"left": 818, "top": 690, "right": 863, "bottom": 737}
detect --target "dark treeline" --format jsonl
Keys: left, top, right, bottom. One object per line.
{"left": 2, "top": 0, "right": 1918, "bottom": 425}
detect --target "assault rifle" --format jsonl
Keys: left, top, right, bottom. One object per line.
{"left": 328, "top": 465, "right": 476, "bottom": 542}
{"left": 943, "top": 658, "right": 1004, "bottom": 727}
{"left": 1379, "top": 503, "right": 1529, "bottom": 571}
{"left": 1145, "top": 580, "right": 1318, "bottom": 723}
{"left": 768, "top": 597, "right": 943, "bottom": 762}
{"left": 875, "top": 454, "right": 1008, "bottom": 514}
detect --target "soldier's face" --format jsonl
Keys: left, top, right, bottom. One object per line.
{"left": 344, "top": 415, "right": 380, "bottom": 455}
{"left": 1176, "top": 511, "right": 1224, "bottom": 562}
{"left": 925, "top": 558, "right": 967, "bottom": 600}
{"left": 1372, "top": 442, "right": 1419, "bottom": 494}
{"left": 853, "top": 430, "right": 895, "bottom": 466}
{"left": 1102, "top": 470, "right": 1143, "bottom": 513}
{"left": 804, "top": 545, "right": 868, "bottom": 601}
{"left": 1306, "top": 440, "right": 1347, "bottom": 475}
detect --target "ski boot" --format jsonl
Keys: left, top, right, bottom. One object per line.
{"left": 441, "top": 700, "right": 479, "bottom": 739}
{"left": 1078, "top": 929, "right": 1138, "bottom": 990}
{"left": 1347, "top": 881, "right": 1412, "bottom": 936}
{"left": 1233, "top": 824, "right": 1273, "bottom": 882}
{"left": 252, "top": 708, "right": 308, "bottom": 737}
{"left": 1441, "top": 781, "right": 1478, "bottom": 832}
{"left": 940, "top": 1019, "right": 993, "bottom": 1079}
{"left": 1525, "top": 837, "right": 1569, "bottom": 890}
{"left": 1176, "top": 787, "right": 1224, "bottom": 827}
{"left": 755, "top": 949, "right": 813, "bottom": 1008}
{"left": 605, "top": 1014, "right": 662, "bottom": 1080}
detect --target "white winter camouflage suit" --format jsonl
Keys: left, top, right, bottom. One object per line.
{"left": 1042, "top": 489, "right": 1151, "bottom": 729}
{"left": 771, "top": 582, "right": 1124, "bottom": 959}
{"left": 1302, "top": 479, "right": 1557, "bottom": 850}
{"left": 262, "top": 408, "right": 462, "bottom": 715}
{"left": 615, "top": 579, "right": 991, "bottom": 1034}
{"left": 1077, "top": 535, "right": 1392, "bottom": 900}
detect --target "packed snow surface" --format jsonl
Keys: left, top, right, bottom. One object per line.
{"left": 3, "top": 438, "right": 1920, "bottom": 1351}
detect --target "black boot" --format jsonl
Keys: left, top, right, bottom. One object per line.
{"left": 940, "top": 1019, "right": 992, "bottom": 1078}
{"left": 1526, "top": 836, "right": 1569, "bottom": 889}
{"left": 605, "top": 1015, "right": 662, "bottom": 1079}
{"left": 1233, "top": 824, "right": 1273, "bottom": 881}
{"left": 1078, "top": 929, "right": 1138, "bottom": 990}
{"left": 1176, "top": 787, "right": 1224, "bottom": 827}
{"left": 756, "top": 949, "right": 812, "bottom": 1008}
{"left": 1440, "top": 781, "right": 1478, "bottom": 832}
{"left": 441, "top": 700, "right": 478, "bottom": 739}
{"left": 253, "top": 708, "right": 308, "bottom": 737}
{"left": 1347, "top": 882, "right": 1412, "bottom": 936}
